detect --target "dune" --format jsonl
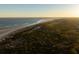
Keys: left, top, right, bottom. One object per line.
{"left": 0, "top": 18, "right": 79, "bottom": 54}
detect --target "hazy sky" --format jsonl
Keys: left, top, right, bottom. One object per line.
{"left": 0, "top": 4, "right": 79, "bottom": 17}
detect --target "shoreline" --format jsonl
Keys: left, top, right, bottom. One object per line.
{"left": 0, "top": 19, "right": 53, "bottom": 40}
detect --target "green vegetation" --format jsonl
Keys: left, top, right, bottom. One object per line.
{"left": 0, "top": 18, "right": 79, "bottom": 54}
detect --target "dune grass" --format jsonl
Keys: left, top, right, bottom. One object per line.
{"left": 0, "top": 18, "right": 79, "bottom": 54}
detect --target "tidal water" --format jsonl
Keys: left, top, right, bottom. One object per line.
{"left": 0, "top": 18, "right": 40, "bottom": 29}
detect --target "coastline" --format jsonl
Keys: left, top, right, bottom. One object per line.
{"left": 0, "top": 19, "right": 53, "bottom": 40}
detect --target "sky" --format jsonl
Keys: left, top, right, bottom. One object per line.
{"left": 0, "top": 4, "right": 79, "bottom": 17}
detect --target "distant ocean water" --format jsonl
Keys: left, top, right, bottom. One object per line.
{"left": 0, "top": 18, "right": 40, "bottom": 29}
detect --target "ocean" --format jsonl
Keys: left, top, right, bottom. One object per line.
{"left": 0, "top": 18, "right": 40, "bottom": 29}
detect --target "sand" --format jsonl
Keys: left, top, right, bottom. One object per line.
{"left": 0, "top": 19, "right": 53, "bottom": 39}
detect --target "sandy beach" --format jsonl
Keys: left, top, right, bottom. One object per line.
{"left": 0, "top": 19, "right": 53, "bottom": 40}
